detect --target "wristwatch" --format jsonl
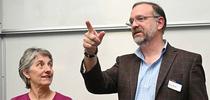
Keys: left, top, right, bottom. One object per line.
{"left": 84, "top": 52, "right": 96, "bottom": 58}
{"left": 84, "top": 48, "right": 98, "bottom": 58}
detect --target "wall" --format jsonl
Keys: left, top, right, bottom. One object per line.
{"left": 2, "top": 0, "right": 210, "bottom": 30}
{"left": 0, "top": 37, "right": 4, "bottom": 100}
{"left": 1, "top": 26, "right": 210, "bottom": 100}
{"left": 0, "top": 0, "right": 4, "bottom": 99}
{"left": 1, "top": 0, "right": 210, "bottom": 99}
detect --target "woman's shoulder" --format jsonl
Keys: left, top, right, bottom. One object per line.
{"left": 11, "top": 93, "right": 29, "bottom": 100}
{"left": 54, "top": 92, "right": 72, "bottom": 100}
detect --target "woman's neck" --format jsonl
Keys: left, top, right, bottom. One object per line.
{"left": 29, "top": 86, "right": 55, "bottom": 100}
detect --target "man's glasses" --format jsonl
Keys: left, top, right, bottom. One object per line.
{"left": 126, "top": 15, "right": 160, "bottom": 26}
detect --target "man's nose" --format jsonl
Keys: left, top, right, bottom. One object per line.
{"left": 131, "top": 20, "right": 139, "bottom": 27}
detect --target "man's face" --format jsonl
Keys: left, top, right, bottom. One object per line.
{"left": 130, "top": 4, "right": 159, "bottom": 46}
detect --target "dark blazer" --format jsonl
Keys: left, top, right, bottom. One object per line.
{"left": 81, "top": 44, "right": 208, "bottom": 100}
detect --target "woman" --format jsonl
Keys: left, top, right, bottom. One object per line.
{"left": 11, "top": 47, "right": 72, "bottom": 100}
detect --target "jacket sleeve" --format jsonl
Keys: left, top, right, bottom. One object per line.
{"left": 80, "top": 58, "right": 118, "bottom": 94}
{"left": 189, "top": 54, "right": 208, "bottom": 100}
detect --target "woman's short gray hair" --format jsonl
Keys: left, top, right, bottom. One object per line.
{"left": 18, "top": 47, "right": 53, "bottom": 89}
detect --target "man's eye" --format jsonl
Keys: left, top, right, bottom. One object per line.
{"left": 129, "top": 19, "right": 134, "bottom": 24}
{"left": 136, "top": 17, "right": 144, "bottom": 21}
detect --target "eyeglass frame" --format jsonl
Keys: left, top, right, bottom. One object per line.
{"left": 126, "top": 15, "right": 160, "bottom": 26}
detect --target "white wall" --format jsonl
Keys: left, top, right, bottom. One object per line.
{"left": 2, "top": 0, "right": 210, "bottom": 30}
{"left": 0, "top": 0, "right": 2, "bottom": 30}
{"left": 0, "top": 37, "right": 4, "bottom": 100}
{"left": 1, "top": 0, "right": 210, "bottom": 99}
{"left": 2, "top": 26, "right": 210, "bottom": 100}
{"left": 0, "top": 0, "right": 4, "bottom": 99}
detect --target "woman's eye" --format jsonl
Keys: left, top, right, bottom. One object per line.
{"left": 36, "top": 62, "right": 44, "bottom": 68}
{"left": 48, "top": 62, "right": 53, "bottom": 67}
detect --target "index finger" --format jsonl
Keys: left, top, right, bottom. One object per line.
{"left": 85, "top": 21, "right": 95, "bottom": 33}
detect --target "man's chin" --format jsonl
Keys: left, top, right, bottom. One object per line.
{"left": 134, "top": 37, "right": 144, "bottom": 46}
{"left": 133, "top": 32, "right": 144, "bottom": 37}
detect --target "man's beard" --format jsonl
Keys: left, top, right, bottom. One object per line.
{"left": 132, "top": 26, "right": 157, "bottom": 46}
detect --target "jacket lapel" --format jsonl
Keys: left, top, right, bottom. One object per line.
{"left": 130, "top": 55, "right": 141, "bottom": 100}
{"left": 155, "top": 44, "right": 178, "bottom": 97}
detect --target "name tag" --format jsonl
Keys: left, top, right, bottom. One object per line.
{"left": 168, "top": 80, "right": 182, "bottom": 92}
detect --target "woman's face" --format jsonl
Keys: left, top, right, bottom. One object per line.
{"left": 24, "top": 54, "right": 54, "bottom": 88}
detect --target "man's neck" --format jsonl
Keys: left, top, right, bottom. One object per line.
{"left": 140, "top": 38, "right": 164, "bottom": 64}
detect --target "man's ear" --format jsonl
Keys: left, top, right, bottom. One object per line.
{"left": 157, "top": 16, "right": 165, "bottom": 30}
{"left": 23, "top": 69, "right": 30, "bottom": 79}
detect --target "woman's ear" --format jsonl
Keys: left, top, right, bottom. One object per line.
{"left": 23, "top": 69, "right": 30, "bottom": 79}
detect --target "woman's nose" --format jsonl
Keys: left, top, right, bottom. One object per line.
{"left": 44, "top": 65, "right": 52, "bottom": 73}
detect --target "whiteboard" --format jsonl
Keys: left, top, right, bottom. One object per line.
{"left": 2, "top": 0, "right": 134, "bottom": 30}
{"left": 2, "top": 0, "right": 210, "bottom": 30}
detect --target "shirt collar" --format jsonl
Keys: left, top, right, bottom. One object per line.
{"left": 135, "top": 40, "right": 168, "bottom": 60}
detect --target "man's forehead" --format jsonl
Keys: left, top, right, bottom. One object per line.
{"left": 133, "top": 4, "right": 153, "bottom": 12}
{"left": 131, "top": 4, "right": 154, "bottom": 16}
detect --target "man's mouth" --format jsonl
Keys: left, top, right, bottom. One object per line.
{"left": 132, "top": 28, "right": 143, "bottom": 35}
{"left": 133, "top": 29, "right": 144, "bottom": 37}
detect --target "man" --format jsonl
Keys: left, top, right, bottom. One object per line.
{"left": 81, "top": 1, "right": 208, "bottom": 100}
